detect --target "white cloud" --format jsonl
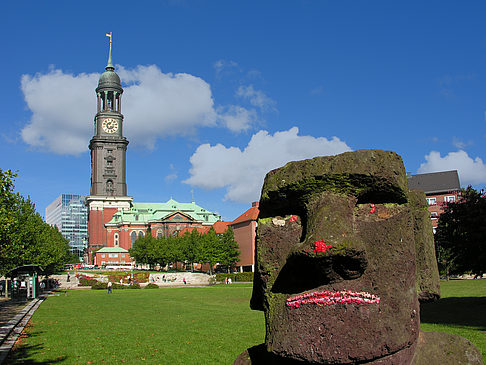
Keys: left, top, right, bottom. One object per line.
{"left": 213, "top": 59, "right": 239, "bottom": 78}
{"left": 21, "top": 69, "right": 99, "bottom": 154}
{"left": 217, "top": 105, "right": 257, "bottom": 133}
{"left": 117, "top": 65, "right": 217, "bottom": 148}
{"left": 418, "top": 150, "right": 486, "bottom": 185}
{"left": 165, "top": 173, "right": 178, "bottom": 183}
{"left": 184, "top": 127, "right": 352, "bottom": 203}
{"left": 236, "top": 85, "right": 276, "bottom": 111}
{"left": 20, "top": 65, "right": 256, "bottom": 154}
{"left": 452, "top": 137, "right": 472, "bottom": 150}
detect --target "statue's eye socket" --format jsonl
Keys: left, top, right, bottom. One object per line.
{"left": 357, "top": 189, "right": 407, "bottom": 205}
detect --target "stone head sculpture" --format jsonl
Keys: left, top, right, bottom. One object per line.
{"left": 249, "top": 150, "right": 440, "bottom": 364}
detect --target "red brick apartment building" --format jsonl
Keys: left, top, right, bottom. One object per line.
{"left": 407, "top": 170, "right": 461, "bottom": 232}
{"left": 230, "top": 202, "right": 259, "bottom": 272}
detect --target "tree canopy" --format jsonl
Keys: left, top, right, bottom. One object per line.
{"left": 435, "top": 186, "right": 486, "bottom": 277}
{"left": 0, "top": 169, "right": 72, "bottom": 275}
{"left": 129, "top": 226, "right": 240, "bottom": 274}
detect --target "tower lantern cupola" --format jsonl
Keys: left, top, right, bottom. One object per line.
{"left": 96, "top": 33, "right": 123, "bottom": 114}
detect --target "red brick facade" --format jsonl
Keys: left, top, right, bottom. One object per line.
{"left": 230, "top": 202, "right": 259, "bottom": 272}
{"left": 95, "top": 248, "right": 132, "bottom": 267}
{"left": 425, "top": 191, "right": 460, "bottom": 231}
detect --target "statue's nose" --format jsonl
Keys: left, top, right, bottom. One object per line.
{"left": 271, "top": 249, "right": 367, "bottom": 295}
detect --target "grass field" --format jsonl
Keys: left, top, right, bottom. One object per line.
{"left": 420, "top": 279, "right": 486, "bottom": 363}
{"left": 8, "top": 284, "right": 264, "bottom": 364}
{"left": 7, "top": 280, "right": 486, "bottom": 364}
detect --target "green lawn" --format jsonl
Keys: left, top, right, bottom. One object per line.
{"left": 8, "top": 284, "right": 264, "bottom": 364}
{"left": 420, "top": 279, "right": 486, "bottom": 363}
{"left": 7, "top": 280, "right": 486, "bottom": 364}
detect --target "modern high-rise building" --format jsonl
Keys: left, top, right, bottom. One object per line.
{"left": 45, "top": 194, "right": 88, "bottom": 258}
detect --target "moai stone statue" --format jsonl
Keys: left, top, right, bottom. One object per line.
{"left": 235, "top": 150, "right": 482, "bottom": 365}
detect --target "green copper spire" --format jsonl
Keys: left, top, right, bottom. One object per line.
{"left": 105, "top": 32, "right": 114, "bottom": 71}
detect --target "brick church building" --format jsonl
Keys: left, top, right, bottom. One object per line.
{"left": 87, "top": 37, "right": 220, "bottom": 264}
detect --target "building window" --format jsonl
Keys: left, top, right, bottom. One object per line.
{"left": 109, "top": 253, "right": 118, "bottom": 258}
{"left": 138, "top": 231, "right": 144, "bottom": 239}
{"left": 426, "top": 197, "right": 436, "bottom": 205}
{"left": 131, "top": 231, "right": 137, "bottom": 246}
{"left": 106, "top": 179, "right": 114, "bottom": 196}
{"left": 114, "top": 233, "right": 119, "bottom": 246}
{"left": 444, "top": 196, "right": 456, "bottom": 203}
{"left": 101, "top": 254, "right": 105, "bottom": 258}
{"left": 157, "top": 229, "right": 163, "bottom": 238}
{"left": 430, "top": 212, "right": 438, "bottom": 218}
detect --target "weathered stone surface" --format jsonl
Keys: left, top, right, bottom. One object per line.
{"left": 412, "top": 331, "right": 483, "bottom": 365}
{"left": 408, "top": 190, "right": 440, "bottom": 302}
{"left": 243, "top": 150, "right": 483, "bottom": 365}
{"left": 234, "top": 331, "right": 484, "bottom": 365}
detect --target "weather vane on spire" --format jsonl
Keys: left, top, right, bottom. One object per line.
{"left": 105, "top": 32, "right": 114, "bottom": 70}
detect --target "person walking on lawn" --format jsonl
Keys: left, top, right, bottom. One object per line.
{"left": 107, "top": 281, "right": 112, "bottom": 294}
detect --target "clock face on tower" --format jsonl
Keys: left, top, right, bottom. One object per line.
{"left": 101, "top": 118, "right": 119, "bottom": 133}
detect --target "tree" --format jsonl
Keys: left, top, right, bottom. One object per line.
{"left": 219, "top": 226, "right": 240, "bottom": 273}
{"left": 130, "top": 233, "right": 158, "bottom": 268}
{"left": 435, "top": 186, "right": 486, "bottom": 277}
{"left": 0, "top": 169, "right": 72, "bottom": 275}
{"left": 180, "top": 229, "right": 202, "bottom": 271}
{"left": 200, "top": 227, "right": 221, "bottom": 275}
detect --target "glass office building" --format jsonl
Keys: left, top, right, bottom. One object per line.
{"left": 45, "top": 194, "right": 88, "bottom": 259}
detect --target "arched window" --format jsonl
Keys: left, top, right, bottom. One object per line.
{"left": 130, "top": 231, "right": 137, "bottom": 247}
{"left": 114, "top": 233, "right": 119, "bottom": 246}
{"left": 106, "top": 180, "right": 114, "bottom": 196}
{"left": 138, "top": 231, "right": 144, "bottom": 239}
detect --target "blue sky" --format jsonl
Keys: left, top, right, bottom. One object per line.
{"left": 1, "top": 1, "right": 486, "bottom": 221}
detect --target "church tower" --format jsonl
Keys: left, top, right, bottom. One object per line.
{"left": 87, "top": 34, "right": 132, "bottom": 255}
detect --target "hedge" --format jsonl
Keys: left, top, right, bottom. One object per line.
{"left": 78, "top": 277, "right": 98, "bottom": 287}
{"left": 91, "top": 282, "right": 141, "bottom": 290}
{"left": 144, "top": 283, "right": 159, "bottom": 289}
{"left": 215, "top": 272, "right": 254, "bottom": 282}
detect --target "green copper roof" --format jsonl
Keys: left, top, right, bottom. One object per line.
{"left": 106, "top": 199, "right": 221, "bottom": 225}
{"left": 97, "top": 246, "right": 128, "bottom": 253}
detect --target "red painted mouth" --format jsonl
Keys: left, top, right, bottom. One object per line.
{"left": 286, "top": 290, "right": 380, "bottom": 308}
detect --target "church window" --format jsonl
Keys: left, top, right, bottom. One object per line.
{"left": 138, "top": 231, "right": 144, "bottom": 238}
{"left": 114, "top": 233, "right": 119, "bottom": 246}
{"left": 130, "top": 231, "right": 137, "bottom": 246}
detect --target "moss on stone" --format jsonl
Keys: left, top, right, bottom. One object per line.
{"left": 408, "top": 190, "right": 440, "bottom": 301}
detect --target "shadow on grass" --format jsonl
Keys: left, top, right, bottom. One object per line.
{"left": 5, "top": 330, "right": 67, "bottom": 364}
{"left": 420, "top": 297, "right": 486, "bottom": 329}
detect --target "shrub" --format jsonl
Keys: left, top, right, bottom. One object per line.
{"left": 128, "top": 283, "right": 141, "bottom": 289}
{"left": 215, "top": 272, "right": 254, "bottom": 283}
{"left": 134, "top": 272, "right": 150, "bottom": 283}
{"left": 78, "top": 277, "right": 98, "bottom": 287}
{"left": 144, "top": 283, "right": 159, "bottom": 289}
{"left": 91, "top": 282, "right": 107, "bottom": 290}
